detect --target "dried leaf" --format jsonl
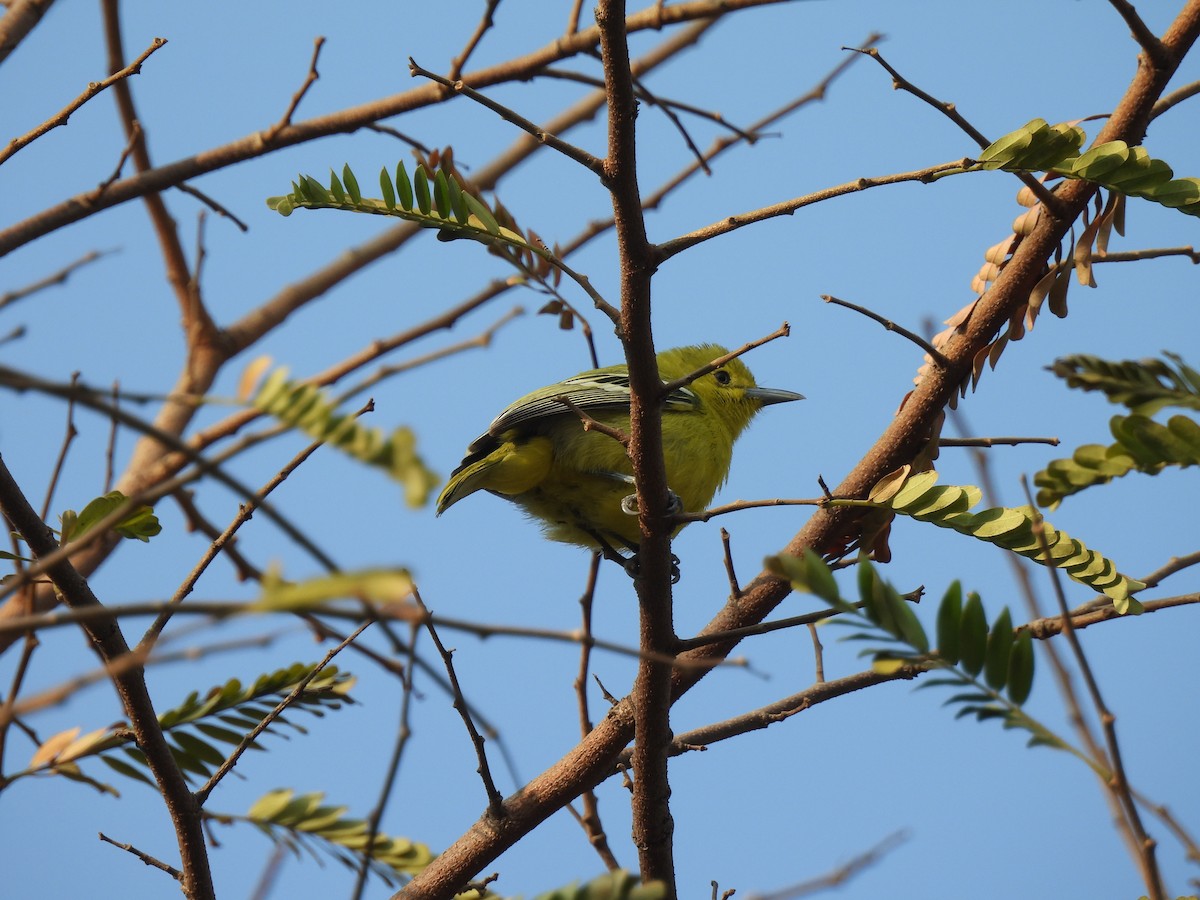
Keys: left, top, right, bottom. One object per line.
{"left": 238, "top": 356, "right": 274, "bottom": 404}
{"left": 1049, "top": 263, "right": 1072, "bottom": 318}
{"left": 31, "top": 727, "right": 81, "bottom": 767}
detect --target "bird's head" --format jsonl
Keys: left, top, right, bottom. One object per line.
{"left": 661, "top": 344, "right": 804, "bottom": 438}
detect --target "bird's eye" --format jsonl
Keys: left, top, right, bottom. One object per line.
{"left": 713, "top": 369, "right": 731, "bottom": 386}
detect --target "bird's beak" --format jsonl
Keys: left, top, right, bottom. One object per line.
{"left": 745, "top": 386, "right": 805, "bottom": 406}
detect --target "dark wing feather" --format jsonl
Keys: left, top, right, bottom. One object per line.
{"left": 464, "top": 371, "right": 698, "bottom": 454}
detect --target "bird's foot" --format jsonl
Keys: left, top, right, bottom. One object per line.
{"left": 622, "top": 552, "right": 681, "bottom": 584}
{"left": 620, "top": 488, "right": 684, "bottom": 517}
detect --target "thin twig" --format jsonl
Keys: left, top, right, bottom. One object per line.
{"left": 351, "top": 622, "right": 420, "bottom": 900}
{"left": 823, "top": 295, "right": 950, "bottom": 367}
{"left": 175, "top": 183, "right": 249, "bottom": 232}
{"left": 573, "top": 555, "right": 621, "bottom": 870}
{"left": 1021, "top": 478, "right": 1164, "bottom": 900}
{"left": 98, "top": 832, "right": 183, "bottom": 881}
{"left": 0, "top": 36, "right": 165, "bottom": 165}
{"left": 363, "top": 123, "right": 433, "bottom": 153}
{"left": 745, "top": 830, "right": 909, "bottom": 900}
{"left": 0, "top": 631, "right": 39, "bottom": 775}
{"left": 409, "top": 58, "right": 606, "bottom": 177}
{"left": 85, "top": 121, "right": 142, "bottom": 204}
{"left": 40, "top": 372, "right": 80, "bottom": 520}
{"left": 0, "top": 595, "right": 757, "bottom": 669}
{"left": 658, "top": 323, "right": 792, "bottom": 396}
{"left": 1108, "top": 0, "right": 1169, "bottom": 61}
{"left": 0, "top": 250, "right": 112, "bottom": 313}
{"left": 261, "top": 36, "right": 325, "bottom": 145}
{"left": 672, "top": 496, "right": 825, "bottom": 525}
{"left": 719, "top": 529, "right": 741, "bottom": 600}
{"left": 565, "top": 0, "right": 586, "bottom": 34}
{"left": 846, "top": 45, "right": 1060, "bottom": 208}
{"left": 104, "top": 381, "right": 119, "bottom": 492}
{"left": 656, "top": 160, "right": 972, "bottom": 261}
{"left": 193, "top": 621, "right": 370, "bottom": 805}
{"left": 1151, "top": 78, "right": 1200, "bottom": 118}
{"left": 554, "top": 395, "right": 630, "bottom": 447}
{"left": 938, "top": 436, "right": 1060, "bottom": 448}
{"left": 448, "top": 0, "right": 501, "bottom": 81}
{"left": 417, "top": 592, "right": 505, "bottom": 818}
{"left": 171, "top": 489, "right": 262, "bottom": 583}
{"left": 540, "top": 66, "right": 762, "bottom": 145}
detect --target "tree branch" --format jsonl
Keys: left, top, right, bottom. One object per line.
{"left": 394, "top": 6, "right": 1200, "bottom": 897}
{"left": 0, "top": 456, "right": 215, "bottom": 900}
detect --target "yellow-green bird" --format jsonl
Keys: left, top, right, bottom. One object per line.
{"left": 436, "top": 343, "right": 802, "bottom": 558}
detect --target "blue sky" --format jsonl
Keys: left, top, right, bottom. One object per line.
{"left": 1, "top": 2, "right": 1198, "bottom": 899}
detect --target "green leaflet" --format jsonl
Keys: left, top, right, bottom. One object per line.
{"left": 971, "top": 117, "right": 1200, "bottom": 216}
{"left": 252, "top": 367, "right": 439, "bottom": 508}
{"left": 59, "top": 490, "right": 161, "bottom": 544}
{"left": 531, "top": 870, "right": 668, "bottom": 900}
{"left": 1035, "top": 413, "right": 1200, "bottom": 511}
{"left": 1035, "top": 352, "right": 1200, "bottom": 511}
{"left": 266, "top": 159, "right": 557, "bottom": 279}
{"left": 253, "top": 567, "right": 414, "bottom": 612}
{"left": 1048, "top": 352, "right": 1200, "bottom": 417}
{"left": 769, "top": 555, "right": 1042, "bottom": 744}
{"left": 858, "top": 469, "right": 1145, "bottom": 613}
{"left": 16, "top": 663, "right": 355, "bottom": 790}
{"left": 241, "top": 789, "right": 433, "bottom": 886}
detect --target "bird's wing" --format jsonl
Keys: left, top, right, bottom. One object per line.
{"left": 465, "top": 372, "right": 698, "bottom": 453}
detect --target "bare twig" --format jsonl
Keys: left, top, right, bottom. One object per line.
{"left": 0, "top": 249, "right": 111, "bottom": 313}
{"left": 448, "top": 0, "right": 501, "bottom": 81}
{"left": 363, "top": 123, "right": 432, "bottom": 153}
{"left": 174, "top": 183, "right": 250, "bottom": 232}
{"left": 1108, "top": 0, "right": 1169, "bottom": 61}
{"left": 1151, "top": 78, "right": 1200, "bottom": 118}
{"left": 193, "top": 621, "right": 370, "bottom": 805}
{"left": 655, "top": 160, "right": 971, "bottom": 261}
{"left": 1022, "top": 479, "right": 1163, "bottom": 900}
{"left": 847, "top": 45, "right": 1060, "bottom": 208}
{"left": 261, "top": 36, "right": 325, "bottom": 145}
{"left": 417, "top": 593, "right": 505, "bottom": 818}
{"left": 806, "top": 624, "right": 824, "bottom": 684}
{"left": 0, "top": 36, "right": 165, "bottom": 165}
{"left": 573, "top": 554, "right": 621, "bottom": 870}
{"left": 719, "top": 529, "right": 741, "bottom": 599}
{"left": 104, "top": 381, "right": 119, "bottom": 492}
{"left": 540, "top": 66, "right": 763, "bottom": 145}
{"left": 409, "top": 57, "right": 606, "bottom": 177}
{"left": 938, "top": 436, "right": 1060, "bottom": 448}
{"left": 351, "top": 623, "right": 419, "bottom": 900}
{"left": 672, "top": 496, "right": 824, "bottom": 525}
{"left": 658, "top": 323, "right": 792, "bottom": 396}
{"left": 0, "top": 631, "right": 39, "bottom": 777}
{"left": 554, "top": 395, "right": 631, "bottom": 447}
{"left": 822, "top": 295, "right": 950, "bottom": 367}
{"left": 85, "top": 121, "right": 142, "bottom": 203}
{"left": 39, "top": 372, "right": 80, "bottom": 520}
{"left": 98, "top": 832, "right": 183, "bottom": 881}
{"left": 744, "top": 831, "right": 909, "bottom": 900}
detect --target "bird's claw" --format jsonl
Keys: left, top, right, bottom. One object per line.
{"left": 622, "top": 552, "right": 681, "bottom": 584}
{"left": 621, "top": 488, "right": 684, "bottom": 517}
